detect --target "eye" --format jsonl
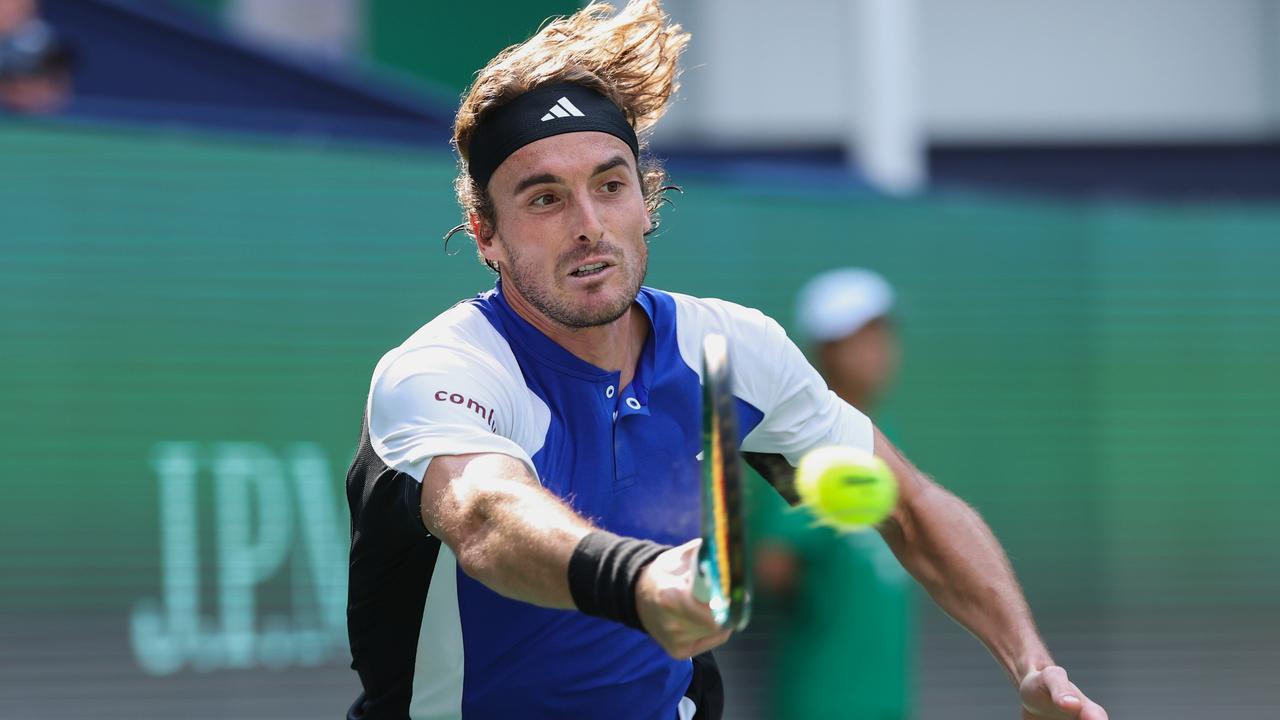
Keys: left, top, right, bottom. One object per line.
{"left": 530, "top": 192, "right": 558, "bottom": 208}
{"left": 602, "top": 180, "right": 624, "bottom": 193}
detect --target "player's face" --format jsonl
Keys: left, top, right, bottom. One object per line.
{"left": 481, "top": 132, "right": 652, "bottom": 329}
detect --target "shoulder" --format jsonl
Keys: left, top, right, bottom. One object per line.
{"left": 372, "top": 300, "right": 520, "bottom": 392}
{"left": 663, "top": 291, "right": 777, "bottom": 334}
{"left": 362, "top": 300, "right": 548, "bottom": 482}
{"left": 658, "top": 290, "right": 789, "bottom": 368}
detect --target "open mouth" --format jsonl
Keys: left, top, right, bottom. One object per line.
{"left": 569, "top": 262, "right": 611, "bottom": 278}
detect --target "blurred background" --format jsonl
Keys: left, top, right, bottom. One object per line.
{"left": 2, "top": 0, "right": 1278, "bottom": 718}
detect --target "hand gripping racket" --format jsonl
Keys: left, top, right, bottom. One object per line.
{"left": 691, "top": 334, "right": 751, "bottom": 631}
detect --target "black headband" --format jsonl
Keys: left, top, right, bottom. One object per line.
{"left": 466, "top": 83, "right": 640, "bottom": 191}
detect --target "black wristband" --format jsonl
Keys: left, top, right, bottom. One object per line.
{"left": 568, "top": 530, "right": 670, "bottom": 631}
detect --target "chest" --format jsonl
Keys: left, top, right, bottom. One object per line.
{"left": 528, "top": 364, "right": 703, "bottom": 545}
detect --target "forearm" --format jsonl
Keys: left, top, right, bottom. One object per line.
{"left": 424, "top": 454, "right": 593, "bottom": 608}
{"left": 881, "top": 477, "right": 1053, "bottom": 685}
{"left": 456, "top": 482, "right": 593, "bottom": 607}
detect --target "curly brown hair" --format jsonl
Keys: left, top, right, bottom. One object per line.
{"left": 449, "top": 0, "right": 689, "bottom": 272}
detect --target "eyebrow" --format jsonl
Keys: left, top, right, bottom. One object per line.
{"left": 511, "top": 155, "right": 632, "bottom": 196}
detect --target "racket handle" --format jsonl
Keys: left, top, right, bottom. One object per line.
{"left": 692, "top": 567, "right": 711, "bottom": 604}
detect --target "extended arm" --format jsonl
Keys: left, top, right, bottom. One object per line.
{"left": 873, "top": 427, "right": 1107, "bottom": 719}
{"left": 873, "top": 427, "right": 1046, "bottom": 683}
{"left": 419, "top": 452, "right": 730, "bottom": 657}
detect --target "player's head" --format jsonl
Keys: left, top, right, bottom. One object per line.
{"left": 451, "top": 0, "right": 688, "bottom": 329}
{"left": 796, "top": 268, "right": 900, "bottom": 411}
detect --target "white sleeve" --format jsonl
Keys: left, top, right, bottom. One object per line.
{"left": 673, "top": 294, "right": 874, "bottom": 465}
{"left": 738, "top": 313, "right": 875, "bottom": 465}
{"left": 367, "top": 344, "right": 539, "bottom": 483}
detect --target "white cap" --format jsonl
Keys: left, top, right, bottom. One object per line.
{"left": 795, "top": 268, "right": 895, "bottom": 343}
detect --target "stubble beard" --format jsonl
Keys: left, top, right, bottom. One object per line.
{"left": 501, "top": 239, "right": 647, "bottom": 329}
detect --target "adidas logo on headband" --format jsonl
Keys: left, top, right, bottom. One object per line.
{"left": 541, "top": 96, "right": 586, "bottom": 121}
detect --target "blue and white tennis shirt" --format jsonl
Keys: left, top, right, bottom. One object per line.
{"left": 345, "top": 283, "right": 873, "bottom": 720}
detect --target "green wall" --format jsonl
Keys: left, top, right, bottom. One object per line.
{"left": 366, "top": 1, "right": 582, "bottom": 94}
{"left": 2, "top": 123, "right": 1278, "bottom": 716}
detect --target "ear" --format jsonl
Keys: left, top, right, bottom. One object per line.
{"left": 470, "top": 212, "right": 502, "bottom": 263}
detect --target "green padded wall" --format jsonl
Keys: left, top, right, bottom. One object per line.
{"left": 366, "top": 1, "right": 583, "bottom": 94}
{"left": 2, "top": 123, "right": 1277, "bottom": 717}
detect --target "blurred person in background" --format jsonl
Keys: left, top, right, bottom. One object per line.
{"left": 753, "top": 268, "right": 914, "bottom": 720}
{"left": 0, "top": 0, "right": 73, "bottom": 115}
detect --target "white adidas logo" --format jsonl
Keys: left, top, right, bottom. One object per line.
{"left": 541, "top": 97, "right": 586, "bottom": 121}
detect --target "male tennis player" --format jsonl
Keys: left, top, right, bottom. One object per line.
{"left": 345, "top": 2, "right": 1108, "bottom": 719}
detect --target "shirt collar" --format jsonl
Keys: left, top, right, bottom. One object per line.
{"left": 487, "top": 280, "right": 658, "bottom": 383}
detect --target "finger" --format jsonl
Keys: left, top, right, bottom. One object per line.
{"left": 1067, "top": 691, "right": 1107, "bottom": 720}
{"left": 675, "top": 600, "right": 720, "bottom": 633}
{"left": 675, "top": 538, "right": 701, "bottom": 555}
{"left": 1039, "top": 666, "right": 1083, "bottom": 708}
{"left": 1038, "top": 666, "right": 1069, "bottom": 694}
{"left": 1078, "top": 700, "right": 1108, "bottom": 720}
{"left": 653, "top": 589, "right": 721, "bottom": 639}
{"left": 672, "top": 540, "right": 701, "bottom": 581}
{"left": 1021, "top": 703, "right": 1071, "bottom": 720}
{"left": 668, "top": 580, "right": 720, "bottom": 624}
{"left": 688, "top": 601, "right": 717, "bottom": 626}
{"left": 660, "top": 575, "right": 714, "bottom": 615}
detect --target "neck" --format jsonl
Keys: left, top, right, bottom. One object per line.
{"left": 503, "top": 285, "right": 648, "bottom": 389}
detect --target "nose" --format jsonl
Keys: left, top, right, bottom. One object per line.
{"left": 572, "top": 195, "right": 605, "bottom": 244}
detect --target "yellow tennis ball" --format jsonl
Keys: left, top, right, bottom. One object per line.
{"left": 795, "top": 446, "right": 898, "bottom": 531}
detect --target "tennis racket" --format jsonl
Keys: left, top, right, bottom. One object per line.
{"left": 691, "top": 333, "right": 751, "bottom": 631}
